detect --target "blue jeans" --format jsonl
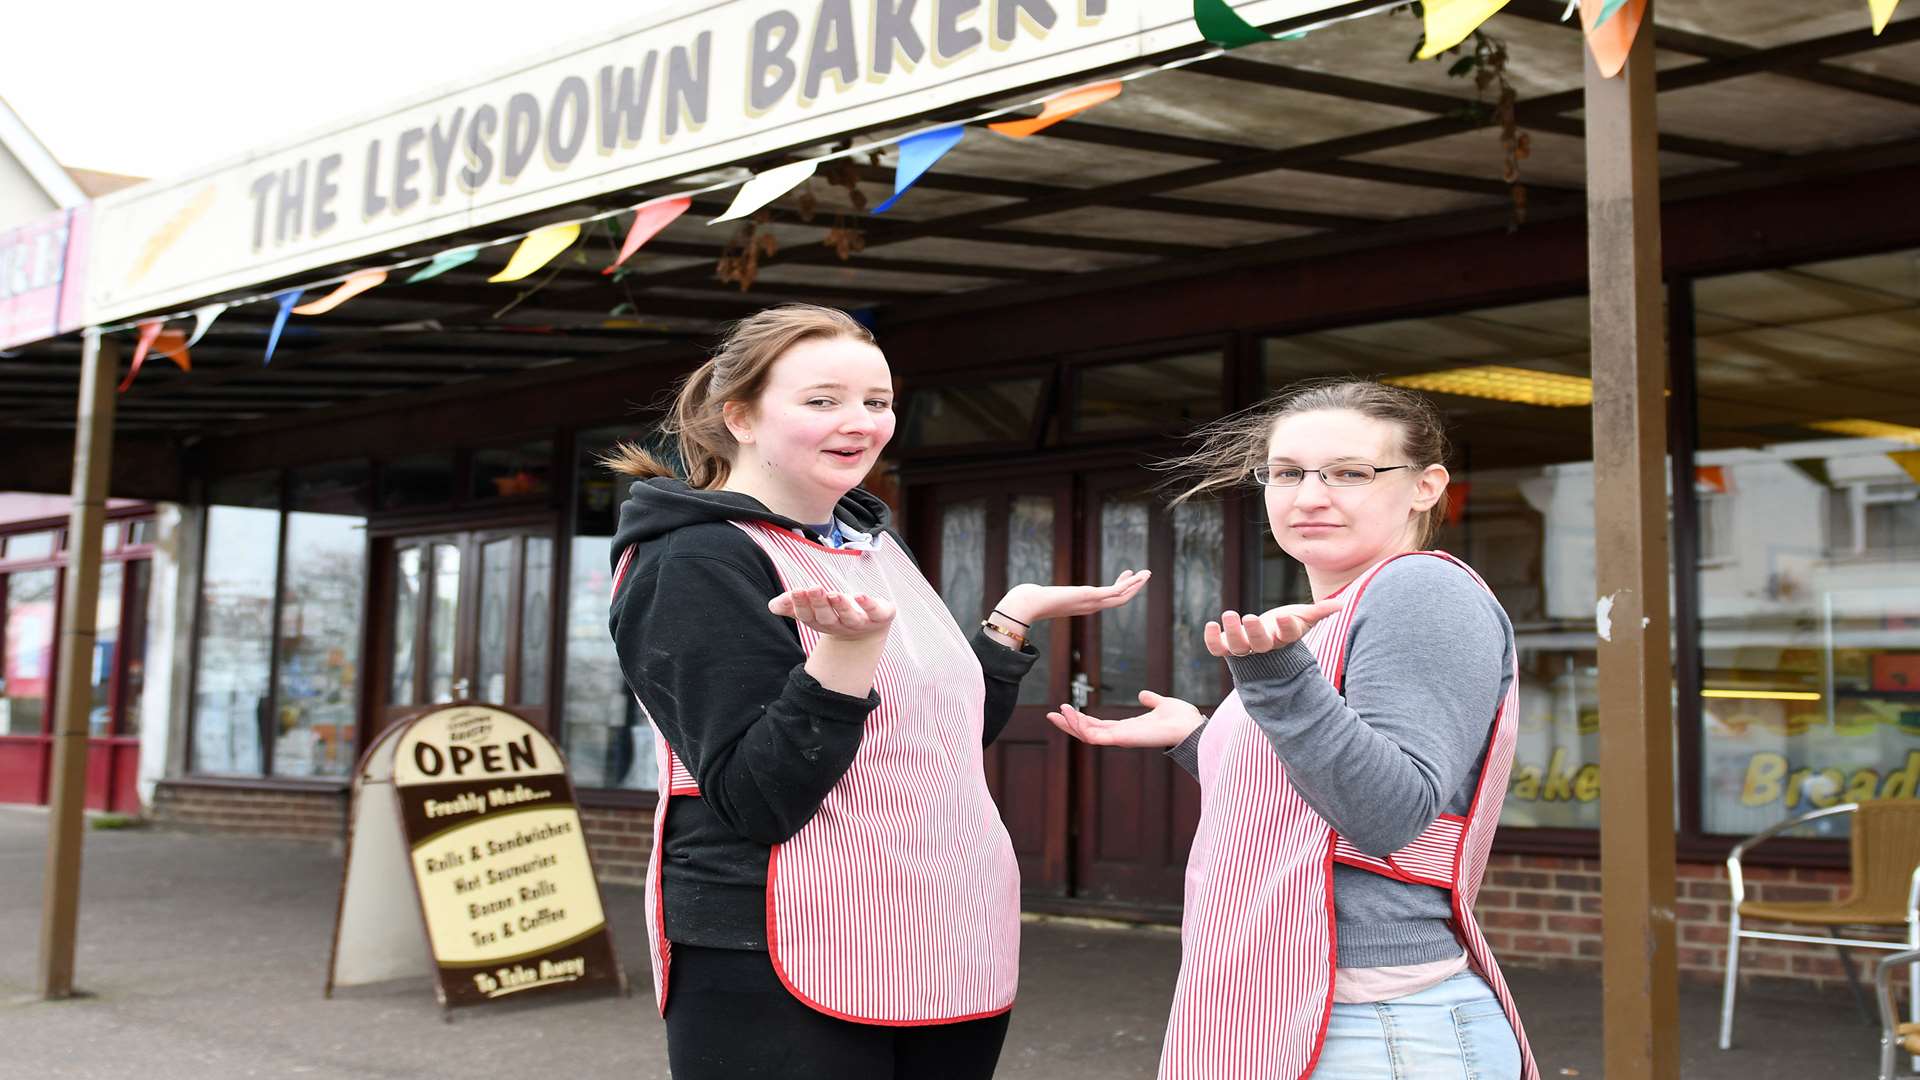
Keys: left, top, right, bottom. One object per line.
{"left": 1307, "top": 972, "right": 1522, "bottom": 1080}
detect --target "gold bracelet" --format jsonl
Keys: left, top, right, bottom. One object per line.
{"left": 980, "top": 617, "right": 1026, "bottom": 648}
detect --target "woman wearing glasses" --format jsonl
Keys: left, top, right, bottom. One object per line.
{"left": 1048, "top": 379, "right": 1537, "bottom": 1080}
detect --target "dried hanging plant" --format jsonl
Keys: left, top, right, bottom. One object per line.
{"left": 1396, "top": 3, "right": 1531, "bottom": 231}
{"left": 716, "top": 209, "right": 778, "bottom": 291}
{"left": 818, "top": 153, "right": 868, "bottom": 261}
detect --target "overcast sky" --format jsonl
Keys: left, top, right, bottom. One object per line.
{"left": 2, "top": 1, "right": 652, "bottom": 180}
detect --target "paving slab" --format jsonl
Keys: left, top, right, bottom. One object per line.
{"left": 0, "top": 808, "right": 1888, "bottom": 1078}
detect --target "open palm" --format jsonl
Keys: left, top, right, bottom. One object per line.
{"left": 1046, "top": 690, "right": 1204, "bottom": 749}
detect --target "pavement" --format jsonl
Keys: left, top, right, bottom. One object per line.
{"left": 0, "top": 806, "right": 1891, "bottom": 1079}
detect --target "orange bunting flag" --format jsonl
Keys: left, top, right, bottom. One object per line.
{"left": 988, "top": 81, "right": 1122, "bottom": 139}
{"left": 605, "top": 197, "right": 692, "bottom": 274}
{"left": 152, "top": 329, "right": 191, "bottom": 371}
{"left": 1872, "top": 0, "right": 1902, "bottom": 33}
{"left": 292, "top": 269, "right": 387, "bottom": 315}
{"left": 117, "top": 320, "right": 166, "bottom": 393}
{"left": 1581, "top": 0, "right": 1646, "bottom": 78}
{"left": 490, "top": 223, "right": 581, "bottom": 282}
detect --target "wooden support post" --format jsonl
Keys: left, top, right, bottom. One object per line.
{"left": 1584, "top": 6, "right": 1680, "bottom": 1079}
{"left": 38, "top": 328, "right": 118, "bottom": 1000}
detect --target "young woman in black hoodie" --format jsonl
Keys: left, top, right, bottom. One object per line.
{"left": 605, "top": 304, "right": 1147, "bottom": 1080}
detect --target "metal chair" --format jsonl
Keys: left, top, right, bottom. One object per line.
{"left": 1718, "top": 800, "right": 1920, "bottom": 1054}
{"left": 1879, "top": 945, "right": 1920, "bottom": 1080}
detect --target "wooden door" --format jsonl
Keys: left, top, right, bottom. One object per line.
{"left": 1071, "top": 471, "right": 1236, "bottom": 909}
{"left": 920, "top": 479, "right": 1075, "bottom": 898}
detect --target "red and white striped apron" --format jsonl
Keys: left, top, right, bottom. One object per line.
{"left": 1160, "top": 551, "right": 1537, "bottom": 1080}
{"left": 614, "top": 522, "right": 1021, "bottom": 1024}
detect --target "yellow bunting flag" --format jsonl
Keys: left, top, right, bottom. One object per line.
{"left": 1582, "top": 0, "right": 1646, "bottom": 77}
{"left": 1418, "top": 0, "right": 1513, "bottom": 59}
{"left": 988, "top": 81, "right": 1123, "bottom": 139}
{"left": 1872, "top": 0, "right": 1902, "bottom": 33}
{"left": 489, "top": 223, "right": 582, "bottom": 282}
{"left": 292, "top": 269, "right": 388, "bottom": 315}
{"left": 710, "top": 162, "right": 817, "bottom": 225}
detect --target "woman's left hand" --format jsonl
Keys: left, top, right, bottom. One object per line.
{"left": 1204, "top": 600, "right": 1343, "bottom": 658}
{"left": 994, "top": 569, "right": 1150, "bottom": 625}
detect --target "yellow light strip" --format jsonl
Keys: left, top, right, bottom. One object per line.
{"left": 1385, "top": 365, "right": 1593, "bottom": 408}
{"left": 1803, "top": 419, "right": 1920, "bottom": 446}
{"left": 1701, "top": 689, "right": 1823, "bottom": 702}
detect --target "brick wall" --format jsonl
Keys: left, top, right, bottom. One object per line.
{"left": 144, "top": 786, "right": 1910, "bottom": 1001}
{"left": 151, "top": 782, "right": 348, "bottom": 842}
{"left": 150, "top": 781, "right": 657, "bottom": 885}
{"left": 1478, "top": 853, "right": 1913, "bottom": 1002}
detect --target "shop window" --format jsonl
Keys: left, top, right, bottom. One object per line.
{"left": 1264, "top": 295, "right": 1602, "bottom": 829}
{"left": 272, "top": 463, "right": 369, "bottom": 778}
{"left": 126, "top": 520, "right": 154, "bottom": 547}
{"left": 471, "top": 440, "right": 553, "bottom": 502}
{"left": 380, "top": 454, "right": 454, "bottom": 511}
{"left": 192, "top": 474, "right": 281, "bottom": 775}
{"left": 2, "top": 567, "right": 57, "bottom": 736}
{"left": 1693, "top": 250, "right": 1920, "bottom": 837}
{"left": 6, "top": 531, "right": 55, "bottom": 561}
{"left": 561, "top": 426, "right": 657, "bottom": 791}
{"left": 1072, "top": 352, "right": 1223, "bottom": 435}
{"left": 1006, "top": 495, "right": 1055, "bottom": 706}
{"left": 88, "top": 562, "right": 124, "bottom": 736}
{"left": 902, "top": 377, "right": 1047, "bottom": 449}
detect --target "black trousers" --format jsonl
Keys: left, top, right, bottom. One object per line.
{"left": 663, "top": 945, "right": 1012, "bottom": 1080}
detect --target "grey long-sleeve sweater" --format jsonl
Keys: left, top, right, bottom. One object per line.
{"left": 1168, "top": 555, "right": 1515, "bottom": 969}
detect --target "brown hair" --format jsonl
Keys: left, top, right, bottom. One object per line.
{"left": 602, "top": 304, "right": 875, "bottom": 488}
{"left": 1166, "top": 378, "right": 1453, "bottom": 549}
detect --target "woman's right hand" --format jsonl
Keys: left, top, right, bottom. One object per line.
{"left": 1046, "top": 690, "right": 1204, "bottom": 749}
{"left": 769, "top": 587, "right": 896, "bottom": 642}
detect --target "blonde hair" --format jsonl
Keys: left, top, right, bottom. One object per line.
{"left": 1167, "top": 378, "right": 1452, "bottom": 549}
{"left": 603, "top": 304, "right": 875, "bottom": 488}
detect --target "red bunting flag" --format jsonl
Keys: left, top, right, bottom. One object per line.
{"left": 605, "top": 197, "right": 692, "bottom": 274}
{"left": 117, "top": 319, "right": 189, "bottom": 393}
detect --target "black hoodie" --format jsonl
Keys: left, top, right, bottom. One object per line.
{"left": 608, "top": 477, "right": 1037, "bottom": 950}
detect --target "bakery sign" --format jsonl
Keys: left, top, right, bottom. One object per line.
{"left": 326, "top": 703, "right": 626, "bottom": 1011}
{"left": 82, "top": 0, "right": 1353, "bottom": 325}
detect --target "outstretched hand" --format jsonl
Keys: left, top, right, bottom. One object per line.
{"left": 769, "top": 586, "right": 896, "bottom": 642}
{"left": 1203, "top": 600, "right": 1343, "bottom": 658}
{"left": 1046, "top": 690, "right": 1205, "bottom": 749}
{"left": 996, "top": 569, "right": 1151, "bottom": 626}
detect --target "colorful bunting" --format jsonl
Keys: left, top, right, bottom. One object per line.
{"left": 490, "top": 224, "right": 582, "bottom": 283}
{"left": 988, "top": 81, "right": 1123, "bottom": 139}
{"left": 875, "top": 127, "right": 966, "bottom": 214}
{"left": 1581, "top": 0, "right": 1645, "bottom": 78}
{"left": 1872, "top": 0, "right": 1903, "bottom": 33}
{"left": 604, "top": 197, "right": 693, "bottom": 273}
{"left": 184, "top": 303, "right": 229, "bottom": 348}
{"left": 264, "top": 291, "right": 302, "bottom": 365}
{"left": 116, "top": 320, "right": 166, "bottom": 393}
{"left": 293, "top": 269, "right": 387, "bottom": 315}
{"left": 1194, "top": 0, "right": 1278, "bottom": 48}
{"left": 1417, "top": 0, "right": 1513, "bottom": 60}
{"left": 406, "top": 246, "right": 481, "bottom": 284}
{"left": 710, "top": 161, "right": 818, "bottom": 224}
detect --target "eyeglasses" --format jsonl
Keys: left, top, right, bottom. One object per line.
{"left": 1250, "top": 464, "right": 1413, "bottom": 488}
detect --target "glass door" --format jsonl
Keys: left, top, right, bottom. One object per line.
{"left": 378, "top": 526, "right": 555, "bottom": 733}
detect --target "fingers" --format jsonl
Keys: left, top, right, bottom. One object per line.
{"left": 1138, "top": 689, "right": 1164, "bottom": 709}
{"left": 1203, "top": 620, "right": 1227, "bottom": 658}
{"left": 1045, "top": 704, "right": 1116, "bottom": 745}
{"left": 771, "top": 587, "right": 895, "bottom": 636}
